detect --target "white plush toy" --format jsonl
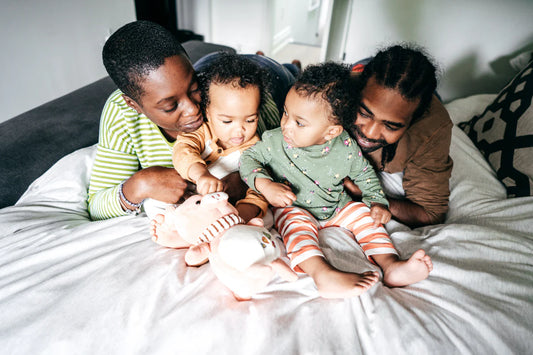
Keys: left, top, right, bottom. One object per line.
{"left": 151, "top": 192, "right": 297, "bottom": 300}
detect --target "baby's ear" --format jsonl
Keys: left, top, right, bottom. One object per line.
{"left": 324, "top": 125, "right": 344, "bottom": 141}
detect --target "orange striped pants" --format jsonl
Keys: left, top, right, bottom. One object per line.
{"left": 274, "top": 202, "right": 398, "bottom": 271}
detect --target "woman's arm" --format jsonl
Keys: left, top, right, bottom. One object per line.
{"left": 88, "top": 93, "right": 191, "bottom": 219}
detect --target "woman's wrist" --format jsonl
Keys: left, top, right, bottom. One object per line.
{"left": 118, "top": 180, "right": 143, "bottom": 214}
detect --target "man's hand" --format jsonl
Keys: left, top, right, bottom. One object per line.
{"left": 370, "top": 203, "right": 391, "bottom": 227}
{"left": 344, "top": 177, "right": 443, "bottom": 228}
{"left": 255, "top": 178, "right": 296, "bottom": 207}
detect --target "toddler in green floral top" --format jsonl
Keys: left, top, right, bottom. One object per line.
{"left": 240, "top": 62, "right": 433, "bottom": 298}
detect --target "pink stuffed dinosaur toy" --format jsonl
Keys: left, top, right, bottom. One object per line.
{"left": 150, "top": 192, "right": 297, "bottom": 300}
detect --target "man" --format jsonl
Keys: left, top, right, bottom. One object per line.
{"left": 344, "top": 45, "right": 453, "bottom": 227}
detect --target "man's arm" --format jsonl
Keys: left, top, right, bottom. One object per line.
{"left": 387, "top": 198, "right": 444, "bottom": 227}
{"left": 400, "top": 123, "right": 453, "bottom": 227}
{"left": 343, "top": 178, "right": 443, "bottom": 228}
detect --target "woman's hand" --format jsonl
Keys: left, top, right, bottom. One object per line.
{"left": 122, "top": 166, "right": 193, "bottom": 204}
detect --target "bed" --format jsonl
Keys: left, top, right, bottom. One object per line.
{"left": 1, "top": 69, "right": 533, "bottom": 354}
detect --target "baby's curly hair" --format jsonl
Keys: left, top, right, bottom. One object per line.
{"left": 197, "top": 52, "right": 270, "bottom": 114}
{"left": 293, "top": 62, "right": 358, "bottom": 127}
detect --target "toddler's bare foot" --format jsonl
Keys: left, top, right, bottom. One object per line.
{"left": 150, "top": 206, "right": 190, "bottom": 248}
{"left": 314, "top": 267, "right": 379, "bottom": 299}
{"left": 382, "top": 249, "right": 433, "bottom": 287}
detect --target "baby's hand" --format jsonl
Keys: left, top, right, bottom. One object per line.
{"left": 196, "top": 174, "right": 224, "bottom": 195}
{"left": 370, "top": 203, "right": 391, "bottom": 227}
{"left": 262, "top": 181, "right": 296, "bottom": 207}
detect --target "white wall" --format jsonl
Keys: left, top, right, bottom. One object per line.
{"left": 180, "top": 0, "right": 322, "bottom": 56}
{"left": 4, "top": 0, "right": 533, "bottom": 122}
{"left": 324, "top": 0, "right": 353, "bottom": 62}
{"left": 343, "top": 0, "right": 533, "bottom": 102}
{"left": 209, "top": 0, "right": 272, "bottom": 54}
{"left": 271, "top": 0, "right": 321, "bottom": 55}
{"left": 271, "top": 0, "right": 293, "bottom": 55}
{"left": 0, "top": 0, "right": 136, "bottom": 122}
{"left": 177, "top": 0, "right": 211, "bottom": 41}
{"left": 284, "top": 0, "right": 321, "bottom": 46}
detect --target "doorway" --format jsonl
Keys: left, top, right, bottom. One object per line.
{"left": 134, "top": 0, "right": 204, "bottom": 42}
{"left": 270, "top": 0, "right": 352, "bottom": 69}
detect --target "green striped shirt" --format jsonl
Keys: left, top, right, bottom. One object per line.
{"left": 87, "top": 89, "right": 280, "bottom": 220}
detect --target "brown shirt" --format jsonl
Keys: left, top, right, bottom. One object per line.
{"left": 366, "top": 96, "right": 453, "bottom": 220}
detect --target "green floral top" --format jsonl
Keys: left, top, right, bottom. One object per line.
{"left": 240, "top": 128, "right": 388, "bottom": 220}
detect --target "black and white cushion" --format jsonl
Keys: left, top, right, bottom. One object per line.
{"left": 459, "top": 59, "right": 533, "bottom": 197}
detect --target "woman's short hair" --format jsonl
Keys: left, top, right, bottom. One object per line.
{"left": 102, "top": 20, "right": 188, "bottom": 102}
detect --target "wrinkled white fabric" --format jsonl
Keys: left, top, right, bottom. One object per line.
{"left": 379, "top": 171, "right": 405, "bottom": 199}
{"left": 0, "top": 95, "right": 532, "bottom": 354}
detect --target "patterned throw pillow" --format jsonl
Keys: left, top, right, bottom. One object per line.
{"left": 459, "top": 59, "right": 533, "bottom": 197}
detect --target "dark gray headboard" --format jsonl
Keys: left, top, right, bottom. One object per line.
{"left": 0, "top": 41, "right": 235, "bottom": 209}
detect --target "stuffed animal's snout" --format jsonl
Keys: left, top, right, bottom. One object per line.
{"left": 201, "top": 192, "right": 229, "bottom": 206}
{"left": 201, "top": 192, "right": 238, "bottom": 216}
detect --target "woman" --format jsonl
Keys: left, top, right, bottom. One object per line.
{"left": 88, "top": 20, "right": 294, "bottom": 220}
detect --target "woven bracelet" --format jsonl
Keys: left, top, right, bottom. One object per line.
{"left": 118, "top": 182, "right": 142, "bottom": 209}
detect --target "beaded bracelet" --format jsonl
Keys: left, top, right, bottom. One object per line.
{"left": 118, "top": 181, "right": 142, "bottom": 214}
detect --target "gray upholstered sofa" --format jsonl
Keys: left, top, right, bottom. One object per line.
{"left": 0, "top": 40, "right": 235, "bottom": 208}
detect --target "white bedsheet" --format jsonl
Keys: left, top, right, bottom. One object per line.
{"left": 1, "top": 94, "right": 532, "bottom": 354}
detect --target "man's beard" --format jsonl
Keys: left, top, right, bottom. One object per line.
{"left": 352, "top": 125, "right": 388, "bottom": 153}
